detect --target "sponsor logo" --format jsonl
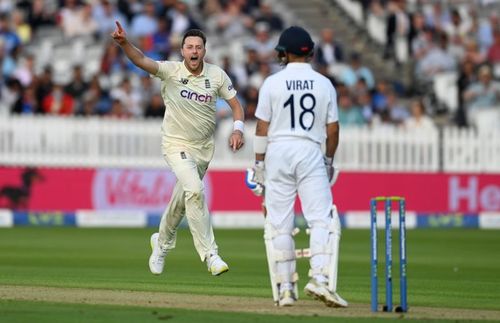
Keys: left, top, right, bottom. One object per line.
{"left": 180, "top": 78, "right": 189, "bottom": 84}
{"left": 228, "top": 84, "right": 233, "bottom": 91}
{"left": 92, "top": 169, "right": 212, "bottom": 212}
{"left": 180, "top": 89, "right": 213, "bottom": 103}
{"left": 205, "top": 79, "right": 211, "bottom": 88}
{"left": 449, "top": 176, "right": 500, "bottom": 211}
{"left": 93, "top": 170, "right": 176, "bottom": 212}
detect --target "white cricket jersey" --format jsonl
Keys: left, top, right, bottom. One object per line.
{"left": 255, "top": 63, "right": 338, "bottom": 144}
{"left": 154, "top": 60, "right": 237, "bottom": 143}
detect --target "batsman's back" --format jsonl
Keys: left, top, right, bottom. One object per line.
{"left": 255, "top": 63, "right": 338, "bottom": 145}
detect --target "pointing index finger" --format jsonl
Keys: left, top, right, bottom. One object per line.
{"left": 115, "top": 21, "right": 123, "bottom": 32}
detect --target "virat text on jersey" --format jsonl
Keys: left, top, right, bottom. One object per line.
{"left": 286, "top": 80, "right": 314, "bottom": 91}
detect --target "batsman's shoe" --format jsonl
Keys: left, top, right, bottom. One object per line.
{"left": 149, "top": 232, "right": 167, "bottom": 275}
{"left": 304, "top": 278, "right": 348, "bottom": 308}
{"left": 206, "top": 254, "right": 229, "bottom": 276}
{"left": 278, "top": 289, "right": 296, "bottom": 307}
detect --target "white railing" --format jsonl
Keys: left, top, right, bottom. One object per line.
{"left": 443, "top": 127, "right": 500, "bottom": 173}
{"left": 338, "top": 126, "right": 439, "bottom": 171}
{"left": 1, "top": 115, "right": 500, "bottom": 172}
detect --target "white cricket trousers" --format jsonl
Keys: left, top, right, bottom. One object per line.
{"left": 158, "top": 138, "right": 217, "bottom": 261}
{"left": 265, "top": 139, "right": 333, "bottom": 282}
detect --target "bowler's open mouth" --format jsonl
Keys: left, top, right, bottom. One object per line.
{"left": 190, "top": 56, "right": 199, "bottom": 62}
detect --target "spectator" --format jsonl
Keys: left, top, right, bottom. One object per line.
{"left": 108, "top": 98, "right": 130, "bottom": 119}
{"left": 408, "top": 11, "right": 426, "bottom": 58}
{"left": 423, "top": 2, "right": 450, "bottom": 32}
{"left": 34, "top": 66, "right": 53, "bottom": 114}
{"left": 138, "top": 74, "right": 158, "bottom": 110}
{"left": 12, "top": 9, "right": 31, "bottom": 44}
{"left": 110, "top": 78, "right": 143, "bottom": 117}
{"left": 443, "top": 9, "right": 470, "bottom": 44}
{"left": 463, "top": 65, "right": 500, "bottom": 110}
{"left": 221, "top": 55, "right": 246, "bottom": 91}
{"left": 83, "top": 75, "right": 112, "bottom": 115}
{"left": 385, "top": 90, "right": 409, "bottom": 124}
{"left": 144, "top": 93, "right": 165, "bottom": 118}
{"left": 254, "top": 3, "right": 283, "bottom": 32}
{"left": 314, "top": 27, "right": 344, "bottom": 66}
{"left": 212, "top": 1, "right": 254, "bottom": 40}
{"left": 358, "top": 90, "right": 374, "bottom": 124}
{"left": 412, "top": 26, "right": 434, "bottom": 60}
{"left": 476, "top": 12, "right": 499, "bottom": 54}
{"left": 20, "top": 84, "right": 38, "bottom": 115}
{"left": 415, "top": 32, "right": 456, "bottom": 83}
{"left": 338, "top": 94, "right": 365, "bottom": 126}
{"left": 77, "top": 96, "right": 97, "bottom": 117}
{"left": 168, "top": 0, "right": 200, "bottom": 46}
{"left": 64, "top": 65, "right": 89, "bottom": 114}
{"left": 0, "top": 12, "right": 21, "bottom": 56}
{"left": 130, "top": 1, "right": 158, "bottom": 38}
{"left": 404, "top": 99, "right": 436, "bottom": 132}
{"left": 487, "top": 28, "right": 500, "bottom": 63}
{"left": 372, "top": 79, "right": 391, "bottom": 113}
{"left": 316, "top": 62, "right": 337, "bottom": 86}
{"left": 463, "top": 38, "right": 486, "bottom": 65}
{"left": 384, "top": 0, "right": 410, "bottom": 62}
{"left": 42, "top": 84, "right": 74, "bottom": 115}
{"left": 246, "top": 22, "right": 276, "bottom": 62}
{"left": 59, "top": 0, "right": 82, "bottom": 38}
{"left": 59, "top": 1, "right": 99, "bottom": 38}
{"left": 200, "top": 0, "right": 222, "bottom": 18}
{"left": 25, "top": 0, "right": 56, "bottom": 31}
{"left": 242, "top": 85, "right": 258, "bottom": 120}
{"left": 1, "top": 78, "right": 23, "bottom": 114}
{"left": 116, "top": 0, "right": 142, "bottom": 23}
{"left": 456, "top": 59, "right": 477, "bottom": 127}
{"left": 13, "top": 53, "right": 34, "bottom": 87}
{"left": 93, "top": 0, "right": 129, "bottom": 39}
{"left": 151, "top": 18, "right": 171, "bottom": 58}
{"left": 340, "top": 52, "right": 375, "bottom": 89}
{"left": 77, "top": 3, "right": 99, "bottom": 38}
{"left": 248, "top": 61, "right": 271, "bottom": 89}
{"left": 244, "top": 47, "right": 260, "bottom": 78}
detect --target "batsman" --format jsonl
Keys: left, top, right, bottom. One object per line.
{"left": 246, "top": 26, "right": 348, "bottom": 308}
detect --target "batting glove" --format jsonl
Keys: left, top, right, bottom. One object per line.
{"left": 245, "top": 167, "right": 264, "bottom": 196}
{"left": 324, "top": 157, "right": 340, "bottom": 186}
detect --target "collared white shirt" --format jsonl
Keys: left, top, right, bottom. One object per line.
{"left": 255, "top": 62, "right": 338, "bottom": 145}
{"left": 154, "top": 60, "right": 236, "bottom": 142}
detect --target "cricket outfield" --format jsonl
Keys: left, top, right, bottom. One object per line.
{"left": 1, "top": 228, "right": 499, "bottom": 322}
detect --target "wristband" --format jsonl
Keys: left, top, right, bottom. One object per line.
{"left": 253, "top": 136, "right": 268, "bottom": 154}
{"left": 233, "top": 120, "right": 244, "bottom": 133}
{"left": 325, "top": 156, "right": 334, "bottom": 165}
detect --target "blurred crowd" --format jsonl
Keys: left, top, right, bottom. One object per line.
{"left": 0, "top": 0, "right": 498, "bottom": 133}
{"left": 0, "top": 0, "right": 286, "bottom": 122}
{"left": 358, "top": 0, "right": 500, "bottom": 128}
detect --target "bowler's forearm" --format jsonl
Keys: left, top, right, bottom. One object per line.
{"left": 119, "top": 41, "right": 158, "bottom": 75}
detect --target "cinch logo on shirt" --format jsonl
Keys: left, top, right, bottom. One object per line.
{"left": 180, "top": 90, "right": 213, "bottom": 103}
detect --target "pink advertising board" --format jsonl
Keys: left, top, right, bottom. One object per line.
{"left": 1, "top": 167, "right": 499, "bottom": 213}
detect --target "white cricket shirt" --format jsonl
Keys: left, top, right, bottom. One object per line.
{"left": 255, "top": 63, "right": 338, "bottom": 145}
{"left": 154, "top": 60, "right": 236, "bottom": 143}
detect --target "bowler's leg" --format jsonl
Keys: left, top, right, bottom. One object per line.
{"left": 158, "top": 182, "right": 186, "bottom": 250}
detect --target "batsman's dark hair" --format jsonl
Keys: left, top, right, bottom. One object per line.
{"left": 182, "top": 29, "right": 207, "bottom": 47}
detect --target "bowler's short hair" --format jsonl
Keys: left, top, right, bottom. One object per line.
{"left": 182, "top": 29, "right": 207, "bottom": 47}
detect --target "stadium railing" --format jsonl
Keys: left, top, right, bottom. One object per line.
{"left": 0, "top": 116, "right": 499, "bottom": 172}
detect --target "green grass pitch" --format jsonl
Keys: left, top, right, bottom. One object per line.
{"left": 0, "top": 227, "right": 499, "bottom": 322}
